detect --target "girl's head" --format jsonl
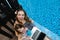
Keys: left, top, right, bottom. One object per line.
{"left": 15, "top": 9, "right": 31, "bottom": 24}
{"left": 15, "top": 24, "right": 25, "bottom": 34}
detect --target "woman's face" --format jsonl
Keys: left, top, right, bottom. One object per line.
{"left": 17, "top": 10, "right": 25, "bottom": 20}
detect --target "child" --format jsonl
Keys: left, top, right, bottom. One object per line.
{"left": 14, "top": 24, "right": 32, "bottom": 40}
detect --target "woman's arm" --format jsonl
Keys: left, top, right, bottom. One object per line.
{"left": 14, "top": 21, "right": 19, "bottom": 36}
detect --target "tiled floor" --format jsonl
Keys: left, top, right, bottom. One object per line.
{"left": 0, "top": 34, "right": 10, "bottom": 40}
{"left": 0, "top": 21, "right": 15, "bottom": 40}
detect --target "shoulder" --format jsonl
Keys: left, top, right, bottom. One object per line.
{"left": 29, "top": 19, "right": 34, "bottom": 23}
{"left": 30, "top": 20, "right": 34, "bottom": 24}
{"left": 14, "top": 21, "right": 19, "bottom": 28}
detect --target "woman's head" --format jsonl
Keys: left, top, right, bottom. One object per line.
{"left": 15, "top": 9, "right": 31, "bottom": 24}
{"left": 16, "top": 10, "right": 25, "bottom": 20}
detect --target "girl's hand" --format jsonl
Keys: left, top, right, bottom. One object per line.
{"left": 26, "top": 36, "right": 32, "bottom": 40}
{"left": 25, "top": 27, "right": 28, "bottom": 30}
{"left": 22, "top": 27, "right": 28, "bottom": 34}
{"left": 22, "top": 36, "right": 32, "bottom": 40}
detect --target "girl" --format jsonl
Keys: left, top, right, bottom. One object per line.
{"left": 14, "top": 24, "right": 32, "bottom": 40}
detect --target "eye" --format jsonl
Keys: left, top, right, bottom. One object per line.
{"left": 22, "top": 14, "right": 24, "bottom": 16}
{"left": 18, "top": 14, "right": 21, "bottom": 16}
{"left": 18, "top": 29, "right": 21, "bottom": 30}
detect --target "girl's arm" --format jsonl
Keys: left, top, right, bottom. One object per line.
{"left": 18, "top": 34, "right": 22, "bottom": 40}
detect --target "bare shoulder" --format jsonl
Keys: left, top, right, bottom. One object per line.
{"left": 14, "top": 21, "right": 19, "bottom": 27}
{"left": 30, "top": 19, "right": 34, "bottom": 23}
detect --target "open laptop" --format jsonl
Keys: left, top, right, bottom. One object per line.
{"left": 31, "top": 27, "right": 51, "bottom": 40}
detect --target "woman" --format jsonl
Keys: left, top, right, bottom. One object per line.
{"left": 14, "top": 9, "right": 35, "bottom": 37}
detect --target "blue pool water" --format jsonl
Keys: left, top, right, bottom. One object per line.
{"left": 18, "top": 0, "right": 60, "bottom": 40}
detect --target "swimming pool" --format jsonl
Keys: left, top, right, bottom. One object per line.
{"left": 18, "top": 0, "right": 60, "bottom": 40}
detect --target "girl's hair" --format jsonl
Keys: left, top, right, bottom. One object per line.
{"left": 14, "top": 24, "right": 25, "bottom": 34}
{"left": 15, "top": 9, "right": 32, "bottom": 24}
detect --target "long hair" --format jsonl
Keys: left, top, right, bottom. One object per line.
{"left": 15, "top": 9, "right": 31, "bottom": 24}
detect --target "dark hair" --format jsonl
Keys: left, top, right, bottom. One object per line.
{"left": 14, "top": 24, "right": 25, "bottom": 34}
{"left": 15, "top": 9, "right": 31, "bottom": 24}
